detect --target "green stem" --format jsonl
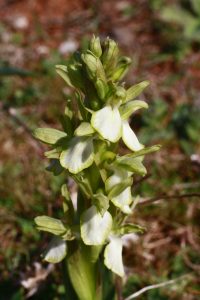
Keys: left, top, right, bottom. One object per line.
{"left": 67, "top": 242, "right": 101, "bottom": 300}
{"left": 61, "top": 260, "right": 77, "bottom": 300}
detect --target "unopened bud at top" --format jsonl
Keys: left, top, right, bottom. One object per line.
{"left": 90, "top": 35, "right": 102, "bottom": 58}
{"left": 102, "top": 38, "right": 119, "bottom": 75}
{"left": 82, "top": 51, "right": 106, "bottom": 82}
{"left": 111, "top": 56, "right": 132, "bottom": 82}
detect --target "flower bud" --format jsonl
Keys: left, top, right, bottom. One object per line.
{"left": 102, "top": 38, "right": 119, "bottom": 75}
{"left": 90, "top": 35, "right": 102, "bottom": 58}
{"left": 82, "top": 52, "right": 106, "bottom": 82}
{"left": 111, "top": 56, "right": 132, "bottom": 82}
{"left": 95, "top": 78, "right": 108, "bottom": 100}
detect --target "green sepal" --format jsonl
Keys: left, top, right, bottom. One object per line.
{"left": 127, "top": 144, "right": 161, "bottom": 158}
{"left": 56, "top": 65, "right": 73, "bottom": 87}
{"left": 43, "top": 236, "right": 67, "bottom": 263}
{"left": 120, "top": 100, "right": 148, "bottom": 120}
{"left": 114, "top": 223, "right": 146, "bottom": 235}
{"left": 74, "top": 122, "right": 95, "bottom": 136}
{"left": 125, "top": 81, "right": 150, "bottom": 102}
{"left": 116, "top": 156, "right": 147, "bottom": 175}
{"left": 111, "top": 56, "right": 132, "bottom": 82}
{"left": 33, "top": 128, "right": 67, "bottom": 145}
{"left": 35, "top": 216, "right": 67, "bottom": 236}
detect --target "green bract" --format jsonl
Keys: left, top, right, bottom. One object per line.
{"left": 33, "top": 36, "right": 160, "bottom": 300}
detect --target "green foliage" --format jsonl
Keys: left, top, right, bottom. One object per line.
{"left": 139, "top": 98, "right": 200, "bottom": 154}
{"left": 160, "top": 1, "right": 200, "bottom": 42}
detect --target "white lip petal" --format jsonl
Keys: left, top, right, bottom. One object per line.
{"left": 60, "top": 136, "right": 94, "bottom": 174}
{"left": 91, "top": 105, "right": 122, "bottom": 142}
{"left": 105, "top": 169, "right": 130, "bottom": 192}
{"left": 122, "top": 121, "right": 144, "bottom": 151}
{"left": 44, "top": 237, "right": 67, "bottom": 263}
{"left": 111, "top": 187, "right": 132, "bottom": 214}
{"left": 81, "top": 205, "right": 112, "bottom": 245}
{"left": 104, "top": 236, "right": 124, "bottom": 277}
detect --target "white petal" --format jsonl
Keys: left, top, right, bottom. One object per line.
{"left": 44, "top": 237, "right": 67, "bottom": 263}
{"left": 111, "top": 187, "right": 132, "bottom": 214}
{"left": 60, "top": 137, "right": 94, "bottom": 174}
{"left": 105, "top": 169, "right": 130, "bottom": 192}
{"left": 122, "top": 121, "right": 144, "bottom": 151}
{"left": 91, "top": 105, "right": 122, "bottom": 142}
{"left": 81, "top": 205, "right": 112, "bottom": 245}
{"left": 104, "top": 236, "right": 124, "bottom": 277}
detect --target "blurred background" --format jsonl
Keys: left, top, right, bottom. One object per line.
{"left": 0, "top": 0, "right": 200, "bottom": 299}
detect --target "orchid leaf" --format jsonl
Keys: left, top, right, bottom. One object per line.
{"left": 60, "top": 137, "right": 94, "bottom": 174}
{"left": 33, "top": 128, "right": 67, "bottom": 145}
{"left": 43, "top": 236, "right": 67, "bottom": 263}
{"left": 91, "top": 105, "right": 122, "bottom": 142}
{"left": 80, "top": 205, "right": 112, "bottom": 245}
{"left": 104, "top": 236, "right": 124, "bottom": 277}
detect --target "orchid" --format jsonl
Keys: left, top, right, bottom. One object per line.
{"left": 33, "top": 36, "right": 160, "bottom": 300}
